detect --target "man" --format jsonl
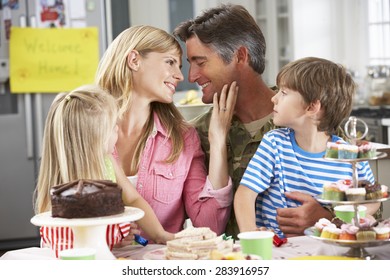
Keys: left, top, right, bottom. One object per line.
{"left": 174, "top": 4, "right": 335, "bottom": 238}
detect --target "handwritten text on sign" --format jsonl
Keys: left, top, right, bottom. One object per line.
{"left": 10, "top": 27, "right": 99, "bottom": 93}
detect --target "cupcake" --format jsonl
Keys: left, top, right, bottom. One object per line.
{"left": 339, "top": 224, "right": 359, "bottom": 240}
{"left": 365, "top": 182, "right": 383, "bottom": 200}
{"left": 325, "top": 142, "right": 339, "bottom": 158}
{"left": 345, "top": 188, "right": 366, "bottom": 201}
{"left": 356, "top": 230, "right": 376, "bottom": 241}
{"left": 336, "top": 179, "right": 352, "bottom": 192}
{"left": 320, "top": 226, "right": 341, "bottom": 239}
{"left": 314, "top": 218, "right": 334, "bottom": 234}
{"left": 338, "top": 144, "right": 358, "bottom": 159}
{"left": 381, "top": 185, "right": 389, "bottom": 198}
{"left": 379, "top": 218, "right": 390, "bottom": 228}
{"left": 356, "top": 217, "right": 374, "bottom": 228}
{"left": 373, "top": 226, "right": 390, "bottom": 240}
{"left": 323, "top": 182, "right": 346, "bottom": 201}
{"left": 357, "top": 140, "right": 376, "bottom": 158}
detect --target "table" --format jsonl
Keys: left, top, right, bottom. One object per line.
{"left": 1, "top": 236, "right": 390, "bottom": 260}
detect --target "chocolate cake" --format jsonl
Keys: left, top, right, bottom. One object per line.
{"left": 358, "top": 180, "right": 383, "bottom": 200}
{"left": 51, "top": 179, "right": 124, "bottom": 218}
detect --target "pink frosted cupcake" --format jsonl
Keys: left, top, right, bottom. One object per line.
{"left": 339, "top": 224, "right": 359, "bottom": 240}
{"left": 355, "top": 217, "right": 374, "bottom": 228}
{"left": 357, "top": 140, "right": 376, "bottom": 158}
{"left": 335, "top": 179, "right": 352, "bottom": 192}
{"left": 314, "top": 218, "right": 334, "bottom": 233}
{"left": 379, "top": 218, "right": 390, "bottom": 228}
{"left": 382, "top": 185, "right": 389, "bottom": 198}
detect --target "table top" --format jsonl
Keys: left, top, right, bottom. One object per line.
{"left": 1, "top": 235, "right": 390, "bottom": 260}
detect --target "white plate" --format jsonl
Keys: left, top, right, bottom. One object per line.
{"left": 31, "top": 206, "right": 144, "bottom": 227}
{"left": 143, "top": 244, "right": 242, "bottom": 260}
{"left": 143, "top": 248, "right": 167, "bottom": 260}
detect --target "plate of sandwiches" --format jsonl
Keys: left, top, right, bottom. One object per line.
{"left": 143, "top": 227, "right": 248, "bottom": 260}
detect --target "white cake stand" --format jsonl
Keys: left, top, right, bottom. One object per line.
{"left": 31, "top": 206, "right": 144, "bottom": 260}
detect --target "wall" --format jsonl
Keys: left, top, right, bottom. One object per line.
{"left": 370, "top": 149, "right": 390, "bottom": 219}
{"left": 291, "top": 0, "right": 367, "bottom": 76}
{"left": 129, "top": 0, "right": 170, "bottom": 30}
{"left": 194, "top": 0, "right": 255, "bottom": 17}
{"left": 292, "top": 0, "right": 333, "bottom": 59}
{"left": 124, "top": 0, "right": 370, "bottom": 88}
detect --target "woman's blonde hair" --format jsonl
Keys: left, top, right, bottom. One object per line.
{"left": 34, "top": 84, "right": 118, "bottom": 213}
{"left": 95, "top": 25, "right": 189, "bottom": 173}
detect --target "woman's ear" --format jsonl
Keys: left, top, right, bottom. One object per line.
{"left": 127, "top": 50, "right": 140, "bottom": 71}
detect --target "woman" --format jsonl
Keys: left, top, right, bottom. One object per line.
{"left": 95, "top": 25, "right": 237, "bottom": 237}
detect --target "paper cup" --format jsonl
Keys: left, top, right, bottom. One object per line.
{"left": 59, "top": 248, "right": 96, "bottom": 260}
{"left": 334, "top": 205, "right": 366, "bottom": 223}
{"left": 238, "top": 231, "right": 274, "bottom": 260}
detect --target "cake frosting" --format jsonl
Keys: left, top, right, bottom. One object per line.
{"left": 51, "top": 179, "right": 124, "bottom": 218}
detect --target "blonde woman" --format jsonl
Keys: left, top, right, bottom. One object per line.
{"left": 95, "top": 25, "right": 237, "bottom": 237}
{"left": 34, "top": 85, "right": 173, "bottom": 257}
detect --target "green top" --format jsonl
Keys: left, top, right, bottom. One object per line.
{"left": 105, "top": 156, "right": 116, "bottom": 182}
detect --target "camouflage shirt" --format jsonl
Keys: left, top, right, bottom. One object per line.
{"left": 191, "top": 108, "right": 276, "bottom": 238}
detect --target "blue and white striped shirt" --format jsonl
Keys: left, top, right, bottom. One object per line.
{"left": 240, "top": 128, "right": 374, "bottom": 238}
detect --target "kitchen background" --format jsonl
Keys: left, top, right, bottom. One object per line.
{"left": 0, "top": 0, "right": 389, "bottom": 252}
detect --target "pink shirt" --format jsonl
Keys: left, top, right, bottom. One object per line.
{"left": 118, "top": 112, "right": 233, "bottom": 237}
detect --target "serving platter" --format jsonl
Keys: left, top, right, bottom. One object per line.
{"left": 323, "top": 151, "right": 387, "bottom": 162}
{"left": 304, "top": 227, "right": 390, "bottom": 259}
{"left": 31, "top": 206, "right": 144, "bottom": 260}
{"left": 315, "top": 195, "right": 389, "bottom": 205}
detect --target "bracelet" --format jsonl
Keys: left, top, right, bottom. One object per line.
{"left": 322, "top": 205, "right": 335, "bottom": 218}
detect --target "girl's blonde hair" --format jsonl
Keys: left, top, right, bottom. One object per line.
{"left": 95, "top": 25, "right": 189, "bottom": 173}
{"left": 34, "top": 84, "right": 118, "bottom": 213}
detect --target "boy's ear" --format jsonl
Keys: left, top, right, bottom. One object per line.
{"left": 127, "top": 50, "right": 140, "bottom": 71}
{"left": 307, "top": 100, "right": 322, "bottom": 116}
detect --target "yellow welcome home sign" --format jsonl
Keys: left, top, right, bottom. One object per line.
{"left": 10, "top": 27, "right": 99, "bottom": 93}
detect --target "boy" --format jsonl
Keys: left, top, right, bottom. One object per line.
{"left": 234, "top": 57, "right": 380, "bottom": 238}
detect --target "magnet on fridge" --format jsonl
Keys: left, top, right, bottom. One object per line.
{"left": 87, "top": 0, "right": 96, "bottom": 11}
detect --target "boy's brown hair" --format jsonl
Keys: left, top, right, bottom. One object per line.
{"left": 276, "top": 57, "right": 355, "bottom": 135}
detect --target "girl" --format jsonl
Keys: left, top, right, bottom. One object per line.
{"left": 34, "top": 84, "right": 173, "bottom": 257}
